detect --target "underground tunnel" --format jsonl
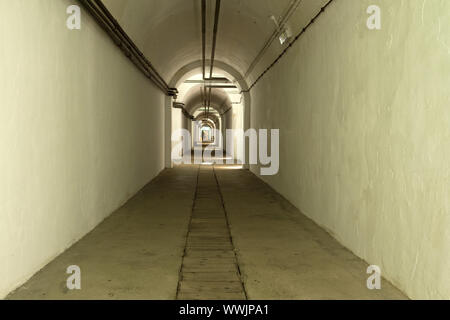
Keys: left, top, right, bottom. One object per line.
{"left": 0, "top": 0, "right": 449, "bottom": 307}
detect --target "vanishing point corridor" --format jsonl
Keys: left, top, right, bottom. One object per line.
{"left": 1, "top": 0, "right": 449, "bottom": 302}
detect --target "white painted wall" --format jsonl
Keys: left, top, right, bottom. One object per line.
{"left": 250, "top": 0, "right": 450, "bottom": 299}
{"left": 0, "top": 0, "right": 165, "bottom": 298}
{"left": 171, "top": 107, "right": 183, "bottom": 161}
{"left": 230, "top": 105, "right": 245, "bottom": 163}
{"left": 223, "top": 111, "right": 232, "bottom": 154}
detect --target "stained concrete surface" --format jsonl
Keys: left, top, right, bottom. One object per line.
{"left": 8, "top": 165, "right": 407, "bottom": 300}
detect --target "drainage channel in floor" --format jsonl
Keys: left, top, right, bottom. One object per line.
{"left": 176, "top": 165, "right": 247, "bottom": 300}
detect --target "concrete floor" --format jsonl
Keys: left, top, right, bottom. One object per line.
{"left": 7, "top": 165, "right": 407, "bottom": 300}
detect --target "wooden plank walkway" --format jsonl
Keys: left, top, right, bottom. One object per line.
{"left": 176, "top": 165, "right": 247, "bottom": 300}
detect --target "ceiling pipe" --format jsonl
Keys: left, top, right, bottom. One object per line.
{"left": 244, "top": 0, "right": 302, "bottom": 79}
{"left": 242, "top": 0, "right": 334, "bottom": 93}
{"left": 173, "top": 102, "right": 195, "bottom": 120}
{"left": 92, "top": 0, "right": 174, "bottom": 94}
{"left": 78, "top": 0, "right": 178, "bottom": 97}
{"left": 79, "top": 0, "right": 167, "bottom": 92}
{"left": 201, "top": 0, "right": 207, "bottom": 81}
{"left": 206, "top": 0, "right": 222, "bottom": 119}
{"left": 220, "top": 107, "right": 232, "bottom": 116}
{"left": 201, "top": 0, "right": 208, "bottom": 117}
{"left": 209, "top": 0, "right": 222, "bottom": 79}
{"left": 200, "top": 0, "right": 224, "bottom": 82}
{"left": 200, "top": 0, "right": 208, "bottom": 113}
{"left": 184, "top": 78, "right": 231, "bottom": 84}
{"left": 182, "top": 0, "right": 226, "bottom": 121}
{"left": 205, "top": 85, "right": 237, "bottom": 89}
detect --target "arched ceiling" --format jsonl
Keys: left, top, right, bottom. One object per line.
{"left": 183, "top": 84, "right": 232, "bottom": 115}
{"left": 102, "top": 0, "right": 328, "bottom": 84}
{"left": 196, "top": 112, "right": 220, "bottom": 127}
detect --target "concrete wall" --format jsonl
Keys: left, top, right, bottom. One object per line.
{"left": 250, "top": 0, "right": 450, "bottom": 299}
{"left": 0, "top": 0, "right": 165, "bottom": 298}
{"left": 171, "top": 107, "right": 183, "bottom": 161}
{"left": 229, "top": 105, "right": 245, "bottom": 163}
{"left": 223, "top": 111, "right": 232, "bottom": 154}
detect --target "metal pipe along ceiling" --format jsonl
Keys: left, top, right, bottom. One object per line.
{"left": 209, "top": 0, "right": 222, "bottom": 79}
{"left": 244, "top": 0, "right": 303, "bottom": 79}
{"left": 243, "top": 0, "right": 335, "bottom": 93}
{"left": 173, "top": 102, "right": 194, "bottom": 120}
{"left": 78, "top": 0, "right": 177, "bottom": 97}
{"left": 201, "top": 0, "right": 222, "bottom": 121}
{"left": 201, "top": 0, "right": 207, "bottom": 81}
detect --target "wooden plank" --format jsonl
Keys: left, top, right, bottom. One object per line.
{"left": 183, "top": 257, "right": 236, "bottom": 265}
{"left": 178, "top": 291, "right": 246, "bottom": 300}
{"left": 187, "top": 240, "right": 232, "bottom": 246}
{"left": 182, "top": 260, "right": 238, "bottom": 269}
{"left": 182, "top": 264, "right": 238, "bottom": 273}
{"left": 185, "top": 250, "right": 236, "bottom": 258}
{"left": 188, "top": 236, "right": 230, "bottom": 241}
{"left": 181, "top": 272, "right": 240, "bottom": 282}
{"left": 176, "top": 166, "right": 246, "bottom": 300}
{"left": 179, "top": 281, "right": 244, "bottom": 293}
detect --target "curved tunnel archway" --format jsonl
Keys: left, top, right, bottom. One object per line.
{"left": 168, "top": 63, "right": 247, "bottom": 165}
{"left": 100, "top": 0, "right": 327, "bottom": 167}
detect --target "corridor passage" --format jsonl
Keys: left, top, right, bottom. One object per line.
{"left": 2, "top": 0, "right": 449, "bottom": 302}
{"left": 8, "top": 165, "right": 405, "bottom": 300}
